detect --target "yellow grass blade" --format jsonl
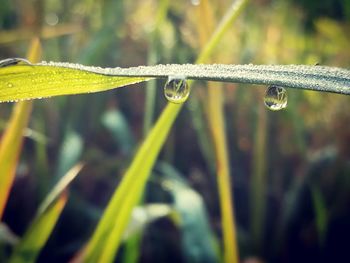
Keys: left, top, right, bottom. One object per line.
{"left": 0, "top": 63, "right": 149, "bottom": 103}
{"left": 197, "top": 1, "right": 242, "bottom": 262}
{"left": 0, "top": 38, "right": 41, "bottom": 218}
{"left": 208, "top": 83, "right": 239, "bottom": 263}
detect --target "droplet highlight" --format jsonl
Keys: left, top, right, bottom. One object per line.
{"left": 264, "top": 85, "right": 287, "bottom": 111}
{"left": 0, "top": 58, "right": 31, "bottom": 67}
{"left": 164, "top": 76, "right": 190, "bottom": 104}
{"left": 191, "top": 0, "right": 200, "bottom": 6}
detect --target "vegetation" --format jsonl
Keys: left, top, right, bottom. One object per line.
{"left": 0, "top": 0, "right": 349, "bottom": 263}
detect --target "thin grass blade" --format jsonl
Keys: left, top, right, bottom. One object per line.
{"left": 38, "top": 163, "right": 83, "bottom": 215}
{"left": 9, "top": 192, "right": 68, "bottom": 263}
{"left": 197, "top": 0, "right": 241, "bottom": 262}
{"left": 82, "top": 103, "right": 182, "bottom": 262}
{"left": 0, "top": 38, "right": 41, "bottom": 218}
{"left": 158, "top": 162, "right": 219, "bottom": 263}
{"left": 250, "top": 92, "right": 268, "bottom": 253}
{"left": 9, "top": 163, "right": 82, "bottom": 263}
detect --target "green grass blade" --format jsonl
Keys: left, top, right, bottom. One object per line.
{"left": 9, "top": 163, "right": 82, "bottom": 263}
{"left": 311, "top": 186, "right": 329, "bottom": 245}
{"left": 123, "top": 204, "right": 174, "bottom": 240}
{"left": 143, "top": 0, "right": 169, "bottom": 135}
{"left": 0, "top": 222, "right": 19, "bottom": 246}
{"left": 0, "top": 63, "right": 349, "bottom": 103}
{"left": 196, "top": 0, "right": 250, "bottom": 64}
{"left": 55, "top": 130, "right": 84, "bottom": 178}
{"left": 158, "top": 162, "right": 219, "bottom": 263}
{"left": 0, "top": 64, "right": 149, "bottom": 102}
{"left": 82, "top": 103, "right": 182, "bottom": 262}
{"left": 250, "top": 95, "right": 268, "bottom": 253}
{"left": 9, "top": 192, "right": 68, "bottom": 263}
{"left": 38, "top": 163, "right": 83, "bottom": 215}
{"left": 0, "top": 38, "right": 41, "bottom": 218}
{"left": 101, "top": 109, "right": 135, "bottom": 155}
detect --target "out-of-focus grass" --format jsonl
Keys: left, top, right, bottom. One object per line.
{"left": 0, "top": 38, "right": 83, "bottom": 263}
{"left": 0, "top": 0, "right": 349, "bottom": 262}
{"left": 9, "top": 192, "right": 68, "bottom": 263}
{"left": 195, "top": 0, "right": 244, "bottom": 262}
{"left": 0, "top": 38, "right": 40, "bottom": 218}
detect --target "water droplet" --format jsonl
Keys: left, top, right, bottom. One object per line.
{"left": 7, "top": 82, "right": 13, "bottom": 88}
{"left": 191, "top": 0, "right": 200, "bottom": 6}
{"left": 45, "top": 12, "right": 59, "bottom": 26}
{"left": 164, "top": 76, "right": 190, "bottom": 104}
{"left": 264, "top": 85, "right": 287, "bottom": 111}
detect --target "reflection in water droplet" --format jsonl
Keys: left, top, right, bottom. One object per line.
{"left": 264, "top": 85, "right": 287, "bottom": 111}
{"left": 191, "top": 0, "right": 200, "bottom": 6}
{"left": 164, "top": 76, "right": 190, "bottom": 104}
{"left": 7, "top": 83, "right": 13, "bottom": 88}
{"left": 45, "top": 12, "right": 59, "bottom": 26}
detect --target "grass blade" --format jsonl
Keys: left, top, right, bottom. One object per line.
{"left": 0, "top": 63, "right": 349, "bottom": 103}
{"left": 9, "top": 193, "right": 68, "bottom": 263}
{"left": 158, "top": 162, "right": 219, "bottom": 263}
{"left": 196, "top": 0, "right": 244, "bottom": 262}
{"left": 208, "top": 82, "right": 239, "bottom": 263}
{"left": 101, "top": 109, "right": 135, "bottom": 156}
{"left": 250, "top": 93, "right": 268, "bottom": 253}
{"left": 196, "top": 0, "right": 250, "bottom": 64}
{"left": 123, "top": 204, "right": 174, "bottom": 240}
{"left": 38, "top": 163, "right": 83, "bottom": 215}
{"left": 0, "top": 38, "right": 41, "bottom": 218}
{"left": 9, "top": 163, "right": 82, "bottom": 263}
{"left": 81, "top": 102, "right": 182, "bottom": 262}
{"left": 0, "top": 222, "right": 19, "bottom": 246}
{"left": 143, "top": 0, "right": 169, "bottom": 135}
{"left": 0, "top": 63, "right": 149, "bottom": 103}
{"left": 55, "top": 131, "right": 84, "bottom": 179}
{"left": 311, "top": 186, "right": 329, "bottom": 245}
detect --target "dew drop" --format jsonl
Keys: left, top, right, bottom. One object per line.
{"left": 45, "top": 12, "right": 59, "bottom": 26}
{"left": 164, "top": 76, "right": 190, "bottom": 104}
{"left": 191, "top": 0, "right": 200, "bottom": 6}
{"left": 7, "top": 82, "right": 13, "bottom": 88}
{"left": 264, "top": 85, "right": 288, "bottom": 111}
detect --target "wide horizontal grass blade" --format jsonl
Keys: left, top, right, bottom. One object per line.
{"left": 0, "top": 63, "right": 349, "bottom": 103}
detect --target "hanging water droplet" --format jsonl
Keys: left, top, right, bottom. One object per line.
{"left": 264, "top": 85, "right": 288, "bottom": 111}
{"left": 164, "top": 76, "right": 190, "bottom": 104}
{"left": 190, "top": 0, "right": 200, "bottom": 6}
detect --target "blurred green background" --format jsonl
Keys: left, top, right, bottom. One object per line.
{"left": 0, "top": 0, "right": 350, "bottom": 262}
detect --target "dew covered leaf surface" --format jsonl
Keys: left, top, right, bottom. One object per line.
{"left": 0, "top": 62, "right": 349, "bottom": 102}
